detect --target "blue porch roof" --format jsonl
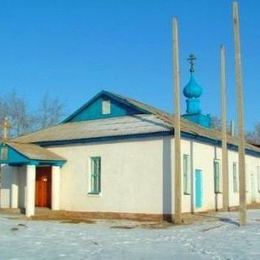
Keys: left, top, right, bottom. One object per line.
{"left": 0, "top": 142, "right": 66, "bottom": 166}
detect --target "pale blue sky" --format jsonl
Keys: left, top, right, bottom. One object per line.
{"left": 0, "top": 0, "right": 259, "bottom": 130}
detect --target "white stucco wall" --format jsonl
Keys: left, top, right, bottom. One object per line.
{"left": 0, "top": 165, "right": 27, "bottom": 209}
{"left": 48, "top": 136, "right": 260, "bottom": 215}
{"left": 180, "top": 139, "right": 223, "bottom": 213}
{"left": 0, "top": 135, "right": 260, "bottom": 216}
{"left": 49, "top": 137, "right": 170, "bottom": 215}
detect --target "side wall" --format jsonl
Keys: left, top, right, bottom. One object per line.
{"left": 1, "top": 136, "right": 259, "bottom": 216}
{"left": 49, "top": 137, "right": 260, "bottom": 215}
{"left": 180, "top": 139, "right": 260, "bottom": 213}
{"left": 49, "top": 137, "right": 172, "bottom": 215}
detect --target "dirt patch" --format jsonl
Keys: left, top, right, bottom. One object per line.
{"left": 139, "top": 222, "right": 173, "bottom": 229}
{"left": 60, "top": 219, "right": 95, "bottom": 224}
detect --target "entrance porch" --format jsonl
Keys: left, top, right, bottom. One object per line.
{"left": 0, "top": 142, "right": 66, "bottom": 217}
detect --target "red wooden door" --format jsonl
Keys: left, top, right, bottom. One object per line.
{"left": 35, "top": 167, "right": 52, "bottom": 208}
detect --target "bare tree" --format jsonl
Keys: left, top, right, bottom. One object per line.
{"left": 247, "top": 123, "right": 260, "bottom": 145}
{"left": 0, "top": 91, "right": 65, "bottom": 138}
{"left": 0, "top": 92, "right": 34, "bottom": 137}
{"left": 36, "top": 93, "right": 64, "bottom": 129}
{"left": 211, "top": 116, "right": 222, "bottom": 130}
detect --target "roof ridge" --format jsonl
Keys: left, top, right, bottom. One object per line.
{"left": 105, "top": 90, "right": 172, "bottom": 117}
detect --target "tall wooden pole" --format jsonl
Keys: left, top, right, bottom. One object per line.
{"left": 232, "top": 1, "right": 246, "bottom": 225}
{"left": 172, "top": 17, "right": 182, "bottom": 224}
{"left": 220, "top": 46, "right": 229, "bottom": 211}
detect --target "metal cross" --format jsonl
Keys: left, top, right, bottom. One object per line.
{"left": 187, "top": 54, "right": 196, "bottom": 73}
{"left": 1, "top": 117, "right": 11, "bottom": 143}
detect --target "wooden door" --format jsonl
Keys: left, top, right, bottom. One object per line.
{"left": 35, "top": 167, "right": 52, "bottom": 208}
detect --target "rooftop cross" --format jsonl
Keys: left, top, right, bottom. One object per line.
{"left": 187, "top": 54, "right": 196, "bottom": 73}
{"left": 1, "top": 117, "right": 11, "bottom": 143}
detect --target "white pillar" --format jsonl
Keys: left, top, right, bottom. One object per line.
{"left": 51, "top": 165, "right": 61, "bottom": 210}
{"left": 11, "top": 167, "right": 19, "bottom": 209}
{"left": 26, "top": 165, "right": 36, "bottom": 217}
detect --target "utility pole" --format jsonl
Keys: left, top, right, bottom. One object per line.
{"left": 220, "top": 46, "right": 229, "bottom": 211}
{"left": 232, "top": 1, "right": 246, "bottom": 225}
{"left": 172, "top": 17, "right": 182, "bottom": 224}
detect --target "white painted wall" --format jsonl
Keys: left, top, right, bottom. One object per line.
{"left": 0, "top": 135, "right": 259, "bottom": 216}
{"left": 0, "top": 165, "right": 27, "bottom": 209}
{"left": 0, "top": 165, "right": 12, "bottom": 208}
{"left": 48, "top": 136, "right": 260, "bottom": 215}
{"left": 49, "top": 137, "right": 169, "bottom": 214}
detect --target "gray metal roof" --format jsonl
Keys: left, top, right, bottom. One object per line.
{"left": 12, "top": 113, "right": 260, "bottom": 154}
{"left": 14, "top": 114, "right": 172, "bottom": 144}
{"left": 7, "top": 142, "right": 66, "bottom": 161}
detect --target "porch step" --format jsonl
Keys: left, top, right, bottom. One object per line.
{"left": 0, "top": 208, "right": 23, "bottom": 214}
{"left": 35, "top": 207, "right": 52, "bottom": 215}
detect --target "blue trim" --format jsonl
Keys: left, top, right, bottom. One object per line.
{"left": 182, "top": 113, "right": 211, "bottom": 128}
{"left": 0, "top": 143, "right": 66, "bottom": 166}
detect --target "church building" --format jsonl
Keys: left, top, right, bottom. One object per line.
{"left": 0, "top": 61, "right": 260, "bottom": 219}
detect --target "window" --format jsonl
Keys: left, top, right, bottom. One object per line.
{"left": 0, "top": 147, "right": 8, "bottom": 160}
{"left": 102, "top": 99, "right": 111, "bottom": 115}
{"left": 214, "top": 160, "right": 221, "bottom": 193}
{"left": 183, "top": 154, "right": 190, "bottom": 194}
{"left": 257, "top": 166, "right": 260, "bottom": 193}
{"left": 89, "top": 157, "right": 101, "bottom": 194}
{"left": 246, "top": 163, "right": 249, "bottom": 192}
{"left": 233, "top": 162, "right": 238, "bottom": 193}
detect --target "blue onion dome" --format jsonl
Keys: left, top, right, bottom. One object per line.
{"left": 183, "top": 74, "right": 203, "bottom": 98}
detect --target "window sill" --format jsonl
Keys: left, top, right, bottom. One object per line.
{"left": 87, "top": 192, "right": 102, "bottom": 197}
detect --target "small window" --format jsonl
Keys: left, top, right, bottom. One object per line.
{"left": 257, "top": 166, "right": 260, "bottom": 192}
{"left": 102, "top": 100, "right": 111, "bottom": 115}
{"left": 183, "top": 154, "right": 190, "bottom": 195}
{"left": 233, "top": 162, "right": 238, "bottom": 193}
{"left": 89, "top": 157, "right": 101, "bottom": 194}
{"left": 0, "top": 147, "right": 8, "bottom": 161}
{"left": 214, "top": 160, "right": 221, "bottom": 193}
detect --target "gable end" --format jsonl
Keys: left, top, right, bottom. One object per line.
{"left": 63, "top": 91, "right": 148, "bottom": 123}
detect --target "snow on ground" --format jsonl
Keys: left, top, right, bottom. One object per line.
{"left": 0, "top": 210, "right": 260, "bottom": 260}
